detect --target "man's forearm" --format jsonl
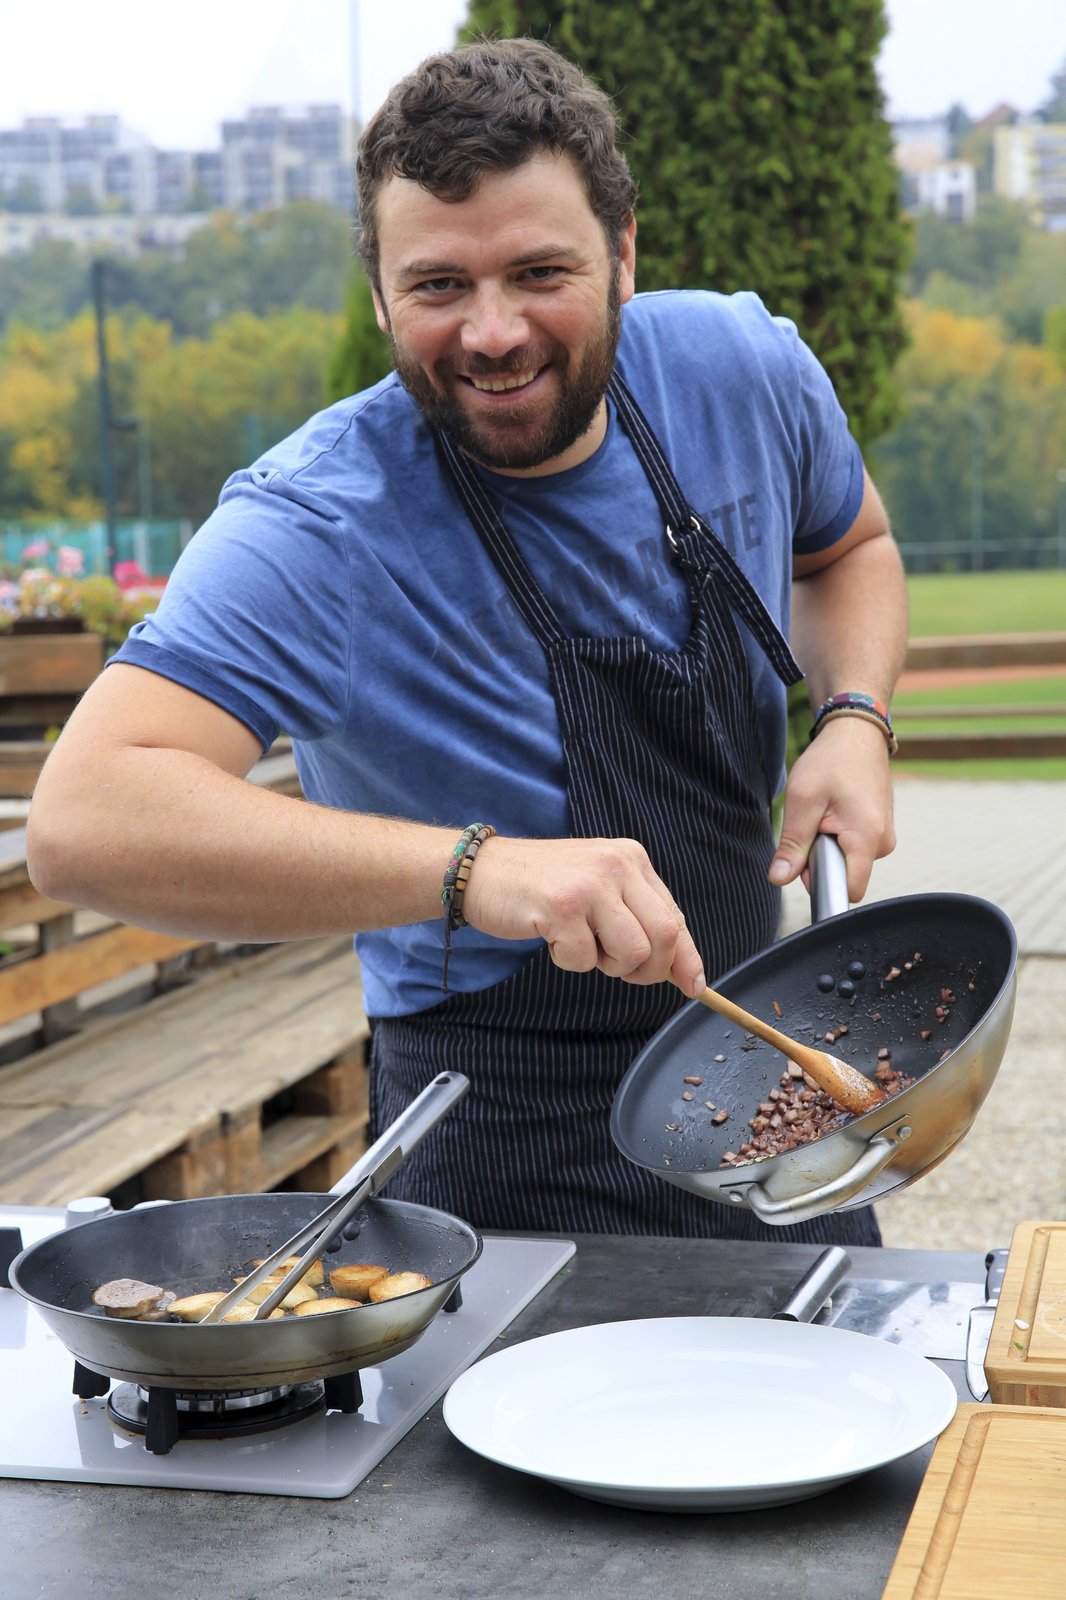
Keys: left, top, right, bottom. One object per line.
{"left": 790, "top": 530, "right": 909, "bottom": 710}
{"left": 28, "top": 744, "right": 456, "bottom": 940}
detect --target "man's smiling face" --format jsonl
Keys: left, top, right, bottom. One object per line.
{"left": 373, "top": 150, "right": 636, "bottom": 476}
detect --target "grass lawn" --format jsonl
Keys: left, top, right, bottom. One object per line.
{"left": 896, "top": 759, "right": 1066, "bottom": 778}
{"left": 905, "top": 570, "right": 1066, "bottom": 636}
{"left": 894, "top": 673, "right": 1066, "bottom": 718}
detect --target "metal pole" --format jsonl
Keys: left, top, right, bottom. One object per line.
{"left": 970, "top": 413, "right": 984, "bottom": 574}
{"left": 91, "top": 259, "right": 119, "bottom": 578}
{"left": 138, "top": 415, "right": 152, "bottom": 523}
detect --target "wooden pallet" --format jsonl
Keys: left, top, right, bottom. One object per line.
{"left": 0, "top": 936, "right": 371, "bottom": 1205}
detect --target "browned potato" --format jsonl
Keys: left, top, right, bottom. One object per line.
{"left": 293, "top": 1296, "right": 364, "bottom": 1317}
{"left": 169, "top": 1291, "right": 228, "bottom": 1322}
{"left": 253, "top": 1255, "right": 324, "bottom": 1288}
{"left": 329, "top": 1263, "right": 388, "bottom": 1298}
{"left": 367, "top": 1272, "right": 432, "bottom": 1303}
{"left": 139, "top": 1291, "right": 176, "bottom": 1322}
{"left": 219, "top": 1303, "right": 287, "bottom": 1324}
{"left": 233, "top": 1274, "right": 317, "bottom": 1309}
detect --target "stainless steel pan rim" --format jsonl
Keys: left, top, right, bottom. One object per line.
{"left": 11, "top": 1194, "right": 484, "bottom": 1389}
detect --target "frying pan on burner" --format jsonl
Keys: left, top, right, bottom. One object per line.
{"left": 10, "top": 1074, "right": 482, "bottom": 1390}
{"left": 611, "top": 838, "right": 1017, "bottom": 1225}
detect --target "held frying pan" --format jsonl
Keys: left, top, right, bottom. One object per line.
{"left": 10, "top": 1073, "right": 483, "bottom": 1390}
{"left": 611, "top": 838, "right": 1017, "bottom": 1225}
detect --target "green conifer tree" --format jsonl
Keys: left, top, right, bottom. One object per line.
{"left": 326, "top": 270, "right": 393, "bottom": 402}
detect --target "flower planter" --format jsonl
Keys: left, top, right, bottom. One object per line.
{"left": 0, "top": 630, "right": 106, "bottom": 751}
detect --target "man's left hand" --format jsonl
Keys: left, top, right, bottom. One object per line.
{"left": 768, "top": 715, "right": 896, "bottom": 902}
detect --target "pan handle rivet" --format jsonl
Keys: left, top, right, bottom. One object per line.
{"left": 898, "top": 1125, "right": 912, "bottom": 1140}
{"left": 728, "top": 1191, "right": 745, "bottom": 1204}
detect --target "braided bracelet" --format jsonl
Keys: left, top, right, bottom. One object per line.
{"left": 441, "top": 823, "right": 496, "bottom": 990}
{"left": 809, "top": 692, "right": 897, "bottom": 756}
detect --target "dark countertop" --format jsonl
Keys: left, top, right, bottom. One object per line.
{"left": 5, "top": 1235, "right": 986, "bottom": 1600}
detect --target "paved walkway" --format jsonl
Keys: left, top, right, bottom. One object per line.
{"left": 779, "top": 777, "right": 1065, "bottom": 1254}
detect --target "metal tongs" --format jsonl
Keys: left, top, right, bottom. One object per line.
{"left": 200, "top": 1071, "right": 469, "bottom": 1324}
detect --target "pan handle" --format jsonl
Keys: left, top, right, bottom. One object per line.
{"left": 810, "top": 834, "right": 850, "bottom": 924}
{"left": 739, "top": 1119, "right": 912, "bottom": 1226}
{"left": 327, "top": 1071, "right": 470, "bottom": 1195}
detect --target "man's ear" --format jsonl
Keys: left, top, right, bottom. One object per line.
{"left": 372, "top": 288, "right": 390, "bottom": 335}
{"left": 618, "top": 214, "right": 637, "bottom": 303}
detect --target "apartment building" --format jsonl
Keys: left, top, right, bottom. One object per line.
{"left": 994, "top": 119, "right": 1066, "bottom": 230}
{"left": 0, "top": 105, "right": 356, "bottom": 228}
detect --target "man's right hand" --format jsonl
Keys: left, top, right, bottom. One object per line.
{"left": 461, "top": 834, "right": 707, "bottom": 998}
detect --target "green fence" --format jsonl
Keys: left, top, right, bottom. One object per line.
{"left": 0, "top": 520, "right": 193, "bottom": 578}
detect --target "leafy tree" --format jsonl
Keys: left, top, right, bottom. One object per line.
{"left": 135, "top": 307, "right": 343, "bottom": 527}
{"left": 65, "top": 183, "right": 101, "bottom": 217}
{"left": 956, "top": 122, "right": 999, "bottom": 194}
{"left": 871, "top": 304, "right": 1066, "bottom": 568}
{"left": 1038, "top": 57, "right": 1066, "bottom": 123}
{"left": 461, "top": 0, "right": 908, "bottom": 445}
{"left": 905, "top": 198, "right": 1028, "bottom": 297}
{"left": 0, "top": 202, "right": 353, "bottom": 339}
{"left": 1046, "top": 303, "right": 1066, "bottom": 373}
{"left": 1, "top": 178, "right": 43, "bottom": 214}
{"left": 0, "top": 306, "right": 343, "bottom": 528}
{"left": 944, "top": 104, "right": 973, "bottom": 158}
{"left": 0, "top": 239, "right": 90, "bottom": 332}
{"left": 327, "top": 270, "right": 393, "bottom": 401}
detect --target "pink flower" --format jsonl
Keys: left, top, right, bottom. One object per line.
{"left": 113, "top": 560, "right": 150, "bottom": 591}
{"left": 20, "top": 567, "right": 51, "bottom": 585}
{"left": 56, "top": 545, "right": 84, "bottom": 577}
{"left": 21, "top": 539, "right": 50, "bottom": 562}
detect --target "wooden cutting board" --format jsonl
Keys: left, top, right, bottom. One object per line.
{"left": 881, "top": 1403, "right": 1066, "bottom": 1599}
{"left": 984, "top": 1219, "right": 1066, "bottom": 1406}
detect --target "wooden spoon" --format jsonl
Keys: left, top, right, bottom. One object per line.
{"left": 692, "top": 983, "right": 886, "bottom": 1116}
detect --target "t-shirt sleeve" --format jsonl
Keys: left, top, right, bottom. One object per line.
{"left": 111, "top": 469, "right": 354, "bottom": 751}
{"left": 784, "top": 328, "right": 865, "bottom": 558}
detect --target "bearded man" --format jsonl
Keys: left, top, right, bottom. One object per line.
{"left": 28, "top": 40, "right": 906, "bottom": 1245}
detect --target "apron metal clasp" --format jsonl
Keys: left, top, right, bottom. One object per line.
{"left": 665, "top": 516, "right": 704, "bottom": 573}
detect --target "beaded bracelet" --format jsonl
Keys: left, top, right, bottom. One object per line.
{"left": 441, "top": 823, "right": 497, "bottom": 990}
{"left": 809, "top": 692, "right": 898, "bottom": 756}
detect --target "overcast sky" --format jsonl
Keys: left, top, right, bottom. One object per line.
{"left": 1, "top": 1, "right": 1062, "bottom": 148}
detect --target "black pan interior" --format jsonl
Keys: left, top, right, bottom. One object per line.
{"left": 612, "top": 892, "right": 1016, "bottom": 1176}
{"left": 13, "top": 1195, "right": 481, "bottom": 1318}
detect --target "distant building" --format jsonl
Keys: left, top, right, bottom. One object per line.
{"left": 994, "top": 120, "right": 1066, "bottom": 230}
{"left": 892, "top": 117, "right": 951, "bottom": 176}
{"left": 0, "top": 105, "right": 356, "bottom": 240}
{"left": 974, "top": 102, "right": 1019, "bottom": 134}
{"left": 0, "top": 211, "right": 210, "bottom": 257}
{"left": 914, "top": 161, "right": 978, "bottom": 222}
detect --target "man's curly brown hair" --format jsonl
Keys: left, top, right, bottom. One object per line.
{"left": 356, "top": 38, "right": 638, "bottom": 291}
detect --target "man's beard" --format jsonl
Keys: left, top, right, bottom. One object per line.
{"left": 387, "top": 268, "right": 623, "bottom": 471}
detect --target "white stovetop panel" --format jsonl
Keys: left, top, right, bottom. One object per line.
{"left": 0, "top": 1207, "right": 575, "bottom": 1499}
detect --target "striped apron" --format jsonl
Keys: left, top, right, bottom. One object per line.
{"left": 370, "top": 375, "right": 881, "bottom": 1246}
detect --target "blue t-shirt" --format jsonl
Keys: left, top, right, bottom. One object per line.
{"left": 115, "top": 290, "right": 863, "bottom": 1016}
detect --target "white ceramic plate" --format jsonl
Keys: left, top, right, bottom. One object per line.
{"left": 442, "top": 1316, "right": 958, "bottom": 1511}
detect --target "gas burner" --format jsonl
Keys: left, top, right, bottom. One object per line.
{"left": 94, "top": 1365, "right": 364, "bottom": 1454}
{"left": 2, "top": 1214, "right": 572, "bottom": 1497}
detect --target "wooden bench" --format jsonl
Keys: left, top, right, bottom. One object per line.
{"left": 0, "top": 744, "right": 373, "bottom": 1206}
{"left": 0, "top": 936, "right": 370, "bottom": 1206}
